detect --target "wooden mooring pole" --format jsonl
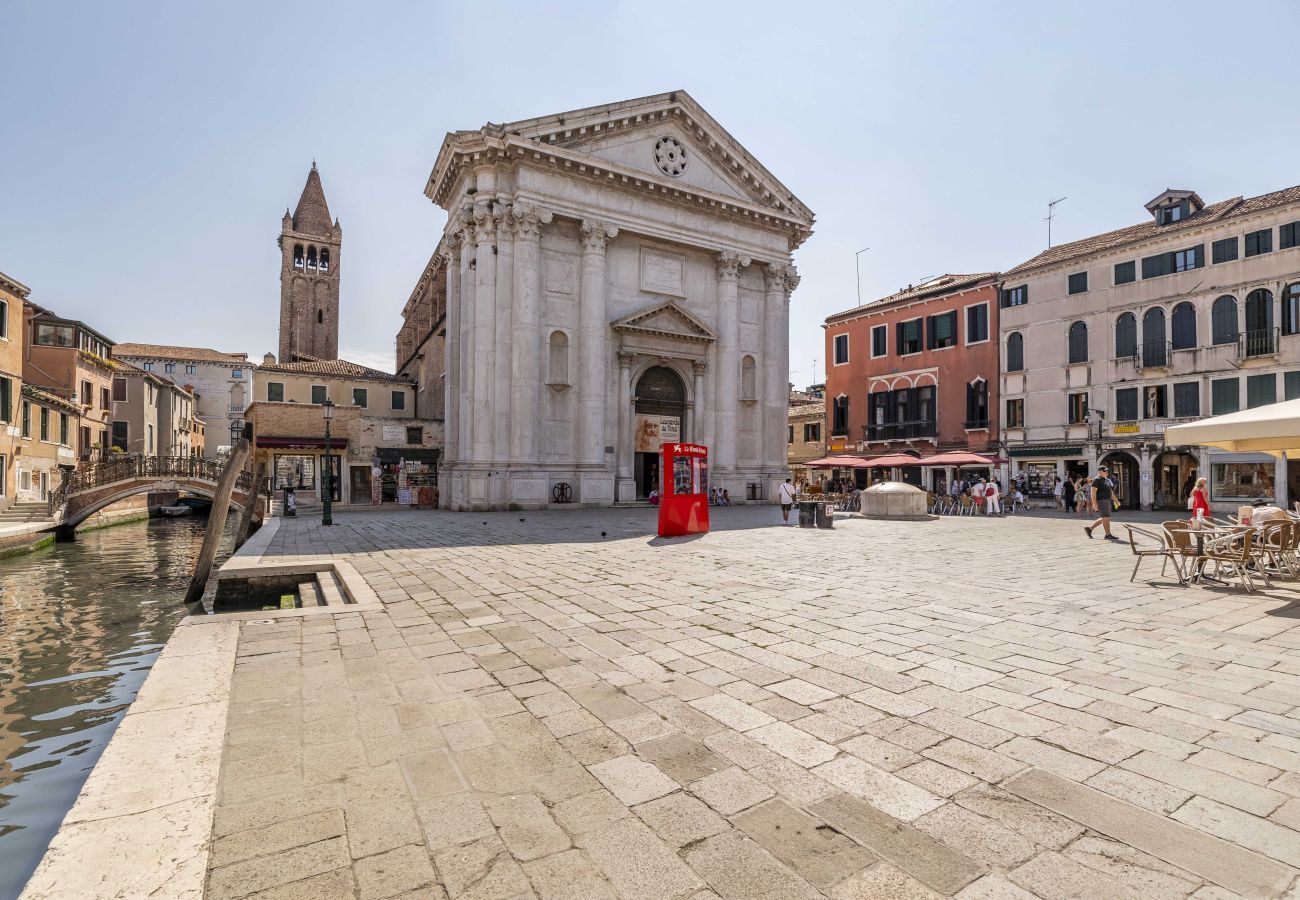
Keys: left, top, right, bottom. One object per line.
{"left": 233, "top": 460, "right": 267, "bottom": 550}
{"left": 185, "top": 439, "right": 250, "bottom": 605}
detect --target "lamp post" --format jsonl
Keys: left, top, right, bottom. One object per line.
{"left": 321, "top": 400, "right": 334, "bottom": 526}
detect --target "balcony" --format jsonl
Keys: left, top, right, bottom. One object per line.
{"left": 963, "top": 419, "right": 990, "bottom": 430}
{"left": 864, "top": 420, "right": 937, "bottom": 442}
{"left": 1239, "top": 327, "right": 1278, "bottom": 360}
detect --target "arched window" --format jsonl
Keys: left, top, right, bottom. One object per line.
{"left": 293, "top": 244, "right": 304, "bottom": 268}
{"left": 966, "top": 379, "right": 989, "bottom": 427}
{"left": 1006, "top": 332, "right": 1024, "bottom": 372}
{"left": 547, "top": 331, "right": 569, "bottom": 385}
{"left": 1115, "top": 313, "right": 1137, "bottom": 358}
{"left": 1171, "top": 302, "right": 1196, "bottom": 350}
{"left": 831, "top": 395, "right": 849, "bottom": 436}
{"left": 1245, "top": 289, "right": 1275, "bottom": 356}
{"left": 306, "top": 246, "right": 317, "bottom": 269}
{"left": 1142, "top": 307, "right": 1167, "bottom": 367}
{"left": 1067, "top": 321, "right": 1088, "bottom": 364}
{"left": 1212, "top": 295, "right": 1238, "bottom": 345}
{"left": 740, "top": 355, "right": 757, "bottom": 401}
{"left": 319, "top": 248, "right": 330, "bottom": 272}
{"left": 1283, "top": 283, "right": 1300, "bottom": 336}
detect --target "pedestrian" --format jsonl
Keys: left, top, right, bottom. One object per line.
{"left": 1074, "top": 477, "right": 1089, "bottom": 516}
{"left": 984, "top": 478, "right": 1002, "bottom": 516}
{"left": 972, "top": 477, "right": 986, "bottom": 513}
{"left": 949, "top": 476, "right": 961, "bottom": 498}
{"left": 1187, "top": 476, "right": 1210, "bottom": 520}
{"left": 1085, "top": 465, "right": 1121, "bottom": 541}
{"left": 778, "top": 477, "right": 797, "bottom": 525}
{"left": 1062, "top": 476, "right": 1076, "bottom": 512}
{"left": 1053, "top": 476, "right": 1065, "bottom": 511}
{"left": 721, "top": 489, "right": 731, "bottom": 506}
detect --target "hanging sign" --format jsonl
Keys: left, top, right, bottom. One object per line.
{"left": 634, "top": 415, "right": 680, "bottom": 453}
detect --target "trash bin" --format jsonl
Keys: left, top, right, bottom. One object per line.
{"left": 815, "top": 501, "right": 835, "bottom": 529}
{"left": 798, "top": 500, "right": 817, "bottom": 528}
{"left": 282, "top": 486, "right": 297, "bottom": 517}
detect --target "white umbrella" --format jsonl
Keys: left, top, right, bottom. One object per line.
{"left": 1164, "top": 398, "right": 1300, "bottom": 457}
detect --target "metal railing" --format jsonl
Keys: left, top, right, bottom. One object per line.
{"left": 1239, "top": 327, "right": 1278, "bottom": 359}
{"left": 963, "top": 419, "right": 990, "bottom": 430}
{"left": 48, "top": 454, "right": 260, "bottom": 516}
{"left": 864, "top": 420, "right": 937, "bottom": 441}
{"left": 1141, "top": 339, "right": 1172, "bottom": 368}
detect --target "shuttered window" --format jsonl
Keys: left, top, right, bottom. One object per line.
{"left": 1285, "top": 372, "right": 1300, "bottom": 401}
{"left": 1000, "top": 285, "right": 1027, "bottom": 308}
{"left": 1247, "top": 373, "right": 1277, "bottom": 409}
{"left": 1281, "top": 222, "right": 1300, "bottom": 250}
{"left": 1212, "top": 236, "right": 1239, "bottom": 264}
{"left": 1114, "top": 261, "right": 1136, "bottom": 285}
{"left": 1006, "top": 332, "right": 1024, "bottom": 372}
{"left": 1068, "top": 272, "right": 1088, "bottom": 294}
{"left": 926, "top": 311, "right": 956, "bottom": 349}
{"left": 1245, "top": 229, "right": 1273, "bottom": 256}
{"left": 1211, "top": 378, "right": 1239, "bottom": 415}
{"left": 1173, "top": 382, "right": 1199, "bottom": 417}
{"left": 1115, "top": 388, "right": 1138, "bottom": 422}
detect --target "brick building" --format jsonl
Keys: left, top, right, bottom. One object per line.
{"left": 21, "top": 302, "right": 116, "bottom": 464}
{"left": 395, "top": 251, "right": 447, "bottom": 421}
{"left": 823, "top": 274, "right": 1001, "bottom": 489}
{"left": 787, "top": 385, "right": 825, "bottom": 487}
{"left": 278, "top": 163, "right": 341, "bottom": 362}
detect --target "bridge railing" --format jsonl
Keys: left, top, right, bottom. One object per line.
{"left": 49, "top": 454, "right": 261, "bottom": 517}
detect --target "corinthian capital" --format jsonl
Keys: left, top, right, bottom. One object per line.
{"left": 471, "top": 205, "right": 496, "bottom": 244}
{"left": 581, "top": 219, "right": 619, "bottom": 253}
{"left": 512, "top": 203, "right": 553, "bottom": 241}
{"left": 716, "top": 250, "right": 751, "bottom": 281}
{"left": 763, "top": 262, "right": 789, "bottom": 290}
{"left": 784, "top": 265, "right": 801, "bottom": 293}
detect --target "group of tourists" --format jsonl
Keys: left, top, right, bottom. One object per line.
{"left": 945, "top": 473, "right": 1024, "bottom": 516}
{"left": 1049, "top": 474, "right": 1101, "bottom": 516}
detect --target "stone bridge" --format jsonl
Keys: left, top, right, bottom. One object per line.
{"left": 49, "top": 455, "right": 266, "bottom": 531}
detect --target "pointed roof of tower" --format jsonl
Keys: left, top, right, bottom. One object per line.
{"left": 291, "top": 162, "right": 333, "bottom": 235}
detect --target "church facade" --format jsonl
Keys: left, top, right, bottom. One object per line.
{"left": 279, "top": 164, "right": 342, "bottom": 362}
{"left": 421, "top": 92, "right": 814, "bottom": 510}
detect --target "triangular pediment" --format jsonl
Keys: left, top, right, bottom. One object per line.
{"left": 613, "top": 301, "right": 716, "bottom": 343}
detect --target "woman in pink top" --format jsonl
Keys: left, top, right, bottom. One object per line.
{"left": 1189, "top": 477, "right": 1211, "bottom": 520}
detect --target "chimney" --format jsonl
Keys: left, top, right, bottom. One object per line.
{"left": 263, "top": 352, "right": 276, "bottom": 365}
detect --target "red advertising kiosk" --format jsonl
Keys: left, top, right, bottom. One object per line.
{"left": 657, "top": 442, "right": 711, "bottom": 537}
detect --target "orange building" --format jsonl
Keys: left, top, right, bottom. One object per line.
{"left": 823, "top": 274, "right": 1001, "bottom": 489}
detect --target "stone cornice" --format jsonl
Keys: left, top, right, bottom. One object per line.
{"left": 612, "top": 300, "right": 717, "bottom": 344}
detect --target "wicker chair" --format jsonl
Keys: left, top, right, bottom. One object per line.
{"left": 1199, "top": 528, "right": 1260, "bottom": 592}
{"left": 1160, "top": 521, "right": 1199, "bottom": 584}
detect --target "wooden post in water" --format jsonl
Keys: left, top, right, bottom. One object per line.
{"left": 233, "top": 460, "right": 267, "bottom": 550}
{"left": 185, "top": 439, "right": 250, "bottom": 604}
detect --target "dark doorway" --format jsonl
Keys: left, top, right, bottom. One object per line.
{"left": 1100, "top": 452, "right": 1141, "bottom": 510}
{"left": 350, "top": 466, "right": 372, "bottom": 504}
{"left": 634, "top": 365, "right": 685, "bottom": 498}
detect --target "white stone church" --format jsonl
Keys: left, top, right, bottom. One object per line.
{"left": 420, "top": 91, "right": 814, "bottom": 510}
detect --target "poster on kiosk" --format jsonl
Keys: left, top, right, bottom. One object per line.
{"left": 657, "top": 443, "right": 711, "bottom": 538}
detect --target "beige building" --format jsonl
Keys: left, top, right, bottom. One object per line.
{"left": 787, "top": 385, "right": 825, "bottom": 486}
{"left": 108, "top": 364, "right": 164, "bottom": 456}
{"left": 113, "top": 344, "right": 251, "bottom": 458}
{"left": 13, "top": 385, "right": 79, "bottom": 503}
{"left": 249, "top": 355, "right": 435, "bottom": 506}
{"left": 1000, "top": 184, "right": 1300, "bottom": 510}
{"left": 0, "top": 271, "right": 27, "bottom": 507}
{"left": 22, "top": 303, "right": 115, "bottom": 463}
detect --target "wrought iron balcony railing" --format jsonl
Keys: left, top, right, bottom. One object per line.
{"left": 864, "top": 420, "right": 937, "bottom": 441}
{"left": 1239, "top": 327, "right": 1278, "bottom": 359}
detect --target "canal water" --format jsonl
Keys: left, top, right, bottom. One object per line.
{"left": 0, "top": 515, "right": 237, "bottom": 900}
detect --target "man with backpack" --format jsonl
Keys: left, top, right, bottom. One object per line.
{"left": 1085, "top": 465, "right": 1121, "bottom": 541}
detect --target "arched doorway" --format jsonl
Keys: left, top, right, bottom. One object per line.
{"left": 633, "top": 365, "right": 686, "bottom": 498}
{"left": 1100, "top": 451, "right": 1141, "bottom": 510}
{"left": 1154, "top": 450, "right": 1199, "bottom": 510}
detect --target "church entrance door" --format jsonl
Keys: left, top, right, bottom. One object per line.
{"left": 633, "top": 365, "right": 686, "bottom": 499}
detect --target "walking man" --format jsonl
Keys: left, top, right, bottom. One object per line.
{"left": 778, "top": 477, "right": 797, "bottom": 525}
{"left": 1085, "top": 465, "right": 1121, "bottom": 541}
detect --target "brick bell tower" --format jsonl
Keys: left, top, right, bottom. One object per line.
{"left": 278, "top": 162, "right": 341, "bottom": 360}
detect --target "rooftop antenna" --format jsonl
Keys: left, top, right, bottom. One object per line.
{"left": 855, "top": 248, "right": 870, "bottom": 305}
{"left": 1044, "top": 196, "right": 1068, "bottom": 247}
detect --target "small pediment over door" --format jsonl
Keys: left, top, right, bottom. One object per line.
{"left": 612, "top": 301, "right": 716, "bottom": 344}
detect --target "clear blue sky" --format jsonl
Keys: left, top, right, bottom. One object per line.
{"left": 2, "top": 1, "right": 1297, "bottom": 381}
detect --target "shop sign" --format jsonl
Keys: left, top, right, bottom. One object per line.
{"left": 1113, "top": 424, "right": 1140, "bottom": 434}
{"left": 382, "top": 425, "right": 405, "bottom": 442}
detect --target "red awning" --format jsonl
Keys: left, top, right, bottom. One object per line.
{"left": 256, "top": 436, "right": 348, "bottom": 450}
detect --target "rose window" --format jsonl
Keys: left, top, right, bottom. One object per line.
{"left": 654, "top": 136, "right": 687, "bottom": 177}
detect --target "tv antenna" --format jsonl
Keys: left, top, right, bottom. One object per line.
{"left": 854, "top": 248, "right": 870, "bottom": 305}
{"left": 1044, "top": 196, "right": 1067, "bottom": 247}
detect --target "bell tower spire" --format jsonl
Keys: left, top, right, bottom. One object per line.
{"left": 278, "top": 163, "right": 341, "bottom": 361}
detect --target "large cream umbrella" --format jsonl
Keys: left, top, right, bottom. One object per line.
{"left": 1164, "top": 399, "right": 1300, "bottom": 457}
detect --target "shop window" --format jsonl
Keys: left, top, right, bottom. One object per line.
{"left": 274, "top": 454, "right": 316, "bottom": 490}
{"left": 1212, "top": 462, "right": 1275, "bottom": 501}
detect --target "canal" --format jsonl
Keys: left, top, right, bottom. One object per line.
{"left": 0, "top": 515, "right": 237, "bottom": 900}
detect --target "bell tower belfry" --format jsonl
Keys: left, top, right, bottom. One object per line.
{"left": 278, "top": 162, "right": 341, "bottom": 360}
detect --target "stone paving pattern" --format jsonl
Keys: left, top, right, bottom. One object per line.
{"left": 204, "top": 508, "right": 1300, "bottom": 899}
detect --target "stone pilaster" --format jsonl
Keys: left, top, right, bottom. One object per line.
{"left": 509, "top": 204, "right": 551, "bottom": 465}
{"left": 692, "top": 360, "right": 709, "bottom": 448}
{"left": 456, "top": 222, "right": 474, "bottom": 467}
{"left": 470, "top": 205, "right": 497, "bottom": 465}
{"left": 577, "top": 220, "right": 618, "bottom": 475}
{"left": 762, "top": 262, "right": 789, "bottom": 477}
{"left": 713, "top": 250, "right": 750, "bottom": 476}
{"left": 493, "top": 206, "right": 515, "bottom": 473}
{"left": 616, "top": 350, "right": 636, "bottom": 502}
{"left": 442, "top": 243, "right": 461, "bottom": 468}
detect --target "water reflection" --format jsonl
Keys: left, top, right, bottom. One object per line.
{"left": 0, "top": 516, "right": 236, "bottom": 900}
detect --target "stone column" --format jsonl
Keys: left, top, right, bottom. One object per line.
{"left": 510, "top": 204, "right": 551, "bottom": 465}
{"left": 762, "top": 263, "right": 789, "bottom": 479}
{"left": 714, "top": 250, "right": 750, "bottom": 476}
{"left": 493, "top": 207, "right": 515, "bottom": 471}
{"left": 470, "top": 205, "right": 497, "bottom": 464}
{"left": 692, "top": 361, "right": 708, "bottom": 448}
{"left": 615, "top": 350, "right": 636, "bottom": 501}
{"left": 442, "top": 245, "right": 461, "bottom": 467}
{"left": 578, "top": 220, "right": 618, "bottom": 472}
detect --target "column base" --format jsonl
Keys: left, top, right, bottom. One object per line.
{"left": 615, "top": 476, "right": 637, "bottom": 503}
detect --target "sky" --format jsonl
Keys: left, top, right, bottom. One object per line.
{"left": 2, "top": 1, "right": 1298, "bottom": 384}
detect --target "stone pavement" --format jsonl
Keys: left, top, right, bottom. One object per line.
{"left": 203, "top": 507, "right": 1300, "bottom": 899}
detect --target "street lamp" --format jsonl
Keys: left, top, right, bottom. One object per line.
{"left": 321, "top": 400, "right": 334, "bottom": 526}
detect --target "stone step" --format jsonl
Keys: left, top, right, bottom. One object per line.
{"left": 297, "top": 580, "right": 323, "bottom": 607}
{"left": 315, "top": 571, "right": 346, "bottom": 606}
